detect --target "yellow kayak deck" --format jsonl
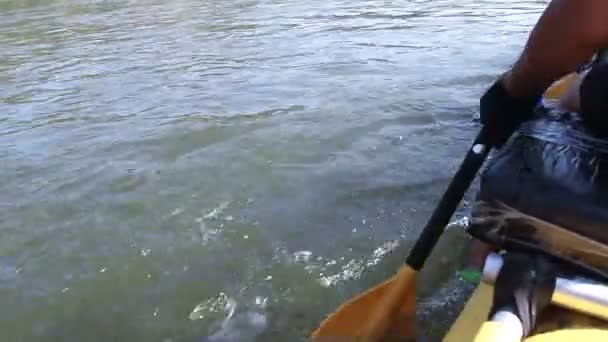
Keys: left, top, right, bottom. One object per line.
{"left": 444, "top": 283, "right": 608, "bottom": 341}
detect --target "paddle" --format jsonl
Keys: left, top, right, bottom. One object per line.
{"left": 312, "top": 126, "right": 492, "bottom": 341}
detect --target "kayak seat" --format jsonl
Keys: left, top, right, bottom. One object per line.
{"left": 468, "top": 109, "right": 608, "bottom": 279}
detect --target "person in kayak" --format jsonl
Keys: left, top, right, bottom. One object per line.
{"left": 481, "top": 0, "right": 608, "bottom": 147}
{"left": 471, "top": 0, "right": 608, "bottom": 269}
{"left": 470, "top": 0, "right": 608, "bottom": 338}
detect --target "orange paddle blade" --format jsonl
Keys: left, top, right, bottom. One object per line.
{"left": 312, "top": 266, "right": 417, "bottom": 341}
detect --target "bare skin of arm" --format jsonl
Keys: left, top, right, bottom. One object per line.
{"left": 503, "top": 0, "right": 608, "bottom": 97}
{"left": 469, "top": 0, "right": 608, "bottom": 269}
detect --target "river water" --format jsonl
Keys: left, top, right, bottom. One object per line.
{"left": 1, "top": 0, "right": 546, "bottom": 341}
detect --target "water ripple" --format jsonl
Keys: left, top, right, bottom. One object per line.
{"left": 1, "top": 0, "right": 547, "bottom": 340}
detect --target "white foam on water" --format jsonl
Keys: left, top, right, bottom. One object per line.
{"left": 318, "top": 259, "right": 365, "bottom": 288}
{"left": 292, "top": 250, "right": 313, "bottom": 263}
{"left": 192, "top": 292, "right": 268, "bottom": 342}
{"left": 207, "top": 311, "right": 268, "bottom": 342}
{"left": 203, "top": 201, "right": 231, "bottom": 220}
{"left": 170, "top": 207, "right": 184, "bottom": 216}
{"left": 189, "top": 292, "right": 236, "bottom": 321}
{"left": 253, "top": 296, "right": 267, "bottom": 308}
{"left": 269, "top": 239, "right": 402, "bottom": 288}
{"left": 196, "top": 201, "right": 233, "bottom": 245}
{"left": 318, "top": 240, "right": 401, "bottom": 288}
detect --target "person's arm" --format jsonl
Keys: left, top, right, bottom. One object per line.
{"left": 504, "top": 0, "right": 608, "bottom": 97}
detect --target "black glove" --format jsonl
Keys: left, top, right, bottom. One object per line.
{"left": 480, "top": 77, "right": 541, "bottom": 148}
{"left": 488, "top": 253, "right": 556, "bottom": 337}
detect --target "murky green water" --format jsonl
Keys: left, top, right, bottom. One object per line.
{"left": 1, "top": 0, "right": 546, "bottom": 340}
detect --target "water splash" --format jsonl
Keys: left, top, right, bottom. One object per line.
{"left": 367, "top": 240, "right": 400, "bottom": 267}
{"left": 318, "top": 259, "right": 366, "bottom": 287}
{"left": 292, "top": 250, "right": 313, "bottom": 263}
{"left": 253, "top": 296, "right": 268, "bottom": 309}
{"left": 189, "top": 292, "right": 268, "bottom": 342}
{"left": 189, "top": 292, "right": 236, "bottom": 321}
{"left": 196, "top": 201, "right": 232, "bottom": 245}
{"left": 203, "top": 201, "right": 231, "bottom": 220}
{"left": 206, "top": 311, "right": 268, "bottom": 342}
{"left": 318, "top": 240, "right": 400, "bottom": 287}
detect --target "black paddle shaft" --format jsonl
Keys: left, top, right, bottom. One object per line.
{"left": 406, "top": 127, "right": 492, "bottom": 271}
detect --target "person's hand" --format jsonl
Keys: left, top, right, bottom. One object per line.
{"left": 480, "top": 76, "right": 541, "bottom": 148}
{"left": 489, "top": 253, "right": 556, "bottom": 337}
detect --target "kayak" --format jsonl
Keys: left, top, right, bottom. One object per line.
{"left": 443, "top": 72, "right": 608, "bottom": 341}
{"left": 444, "top": 261, "right": 608, "bottom": 341}
{"left": 444, "top": 284, "right": 608, "bottom": 341}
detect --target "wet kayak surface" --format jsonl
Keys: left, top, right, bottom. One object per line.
{"left": 1, "top": 0, "right": 545, "bottom": 340}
